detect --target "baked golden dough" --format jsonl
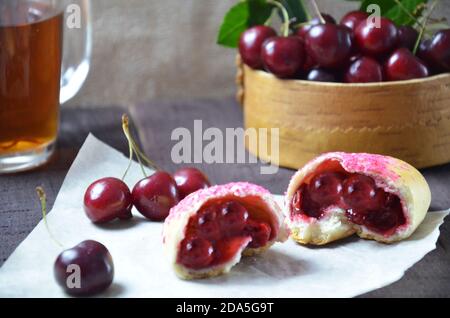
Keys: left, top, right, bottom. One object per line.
{"left": 285, "top": 152, "right": 431, "bottom": 245}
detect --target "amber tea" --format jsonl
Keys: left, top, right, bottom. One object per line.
{"left": 0, "top": 4, "right": 63, "bottom": 157}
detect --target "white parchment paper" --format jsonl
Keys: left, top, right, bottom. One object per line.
{"left": 0, "top": 134, "right": 447, "bottom": 298}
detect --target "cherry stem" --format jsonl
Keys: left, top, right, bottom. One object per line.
{"left": 267, "top": 0, "right": 290, "bottom": 37}
{"left": 36, "top": 187, "right": 64, "bottom": 249}
{"left": 310, "top": 0, "right": 325, "bottom": 24}
{"left": 393, "top": 0, "right": 425, "bottom": 29}
{"left": 121, "top": 115, "right": 160, "bottom": 178}
{"left": 413, "top": 0, "right": 439, "bottom": 55}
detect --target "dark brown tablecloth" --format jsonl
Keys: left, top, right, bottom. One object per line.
{"left": 0, "top": 100, "right": 449, "bottom": 297}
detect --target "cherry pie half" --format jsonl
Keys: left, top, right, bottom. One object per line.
{"left": 163, "top": 182, "right": 288, "bottom": 279}
{"left": 285, "top": 152, "right": 431, "bottom": 245}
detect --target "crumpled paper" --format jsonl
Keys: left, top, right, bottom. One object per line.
{"left": 0, "top": 134, "right": 447, "bottom": 298}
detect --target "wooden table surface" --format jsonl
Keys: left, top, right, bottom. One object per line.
{"left": 0, "top": 100, "right": 449, "bottom": 297}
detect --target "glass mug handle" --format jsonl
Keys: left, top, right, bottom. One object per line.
{"left": 60, "top": 0, "right": 92, "bottom": 104}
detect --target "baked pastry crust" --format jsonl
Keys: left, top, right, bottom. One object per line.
{"left": 163, "top": 182, "right": 288, "bottom": 279}
{"left": 285, "top": 152, "right": 431, "bottom": 245}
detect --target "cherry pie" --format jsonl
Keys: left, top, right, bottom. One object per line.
{"left": 285, "top": 152, "right": 431, "bottom": 245}
{"left": 163, "top": 182, "right": 288, "bottom": 279}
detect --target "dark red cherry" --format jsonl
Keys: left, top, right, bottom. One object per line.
{"left": 83, "top": 178, "right": 132, "bottom": 224}
{"left": 306, "top": 68, "right": 338, "bottom": 82}
{"left": 178, "top": 237, "right": 214, "bottom": 269}
{"left": 308, "top": 172, "right": 344, "bottom": 206}
{"left": 262, "top": 36, "right": 305, "bottom": 78}
{"left": 132, "top": 171, "right": 180, "bottom": 221}
{"left": 194, "top": 206, "right": 221, "bottom": 241}
{"left": 54, "top": 240, "right": 114, "bottom": 296}
{"left": 174, "top": 167, "right": 211, "bottom": 200}
{"left": 219, "top": 201, "right": 249, "bottom": 236}
{"left": 364, "top": 202, "right": 406, "bottom": 234}
{"left": 344, "top": 56, "right": 383, "bottom": 83}
{"left": 293, "top": 186, "right": 322, "bottom": 219}
{"left": 305, "top": 24, "right": 352, "bottom": 68}
{"left": 239, "top": 25, "right": 277, "bottom": 69}
{"left": 397, "top": 26, "right": 419, "bottom": 51}
{"left": 427, "top": 29, "right": 450, "bottom": 71}
{"left": 244, "top": 220, "right": 271, "bottom": 248}
{"left": 355, "top": 17, "right": 398, "bottom": 55}
{"left": 385, "top": 48, "right": 429, "bottom": 81}
{"left": 340, "top": 11, "right": 369, "bottom": 32}
{"left": 296, "top": 13, "right": 336, "bottom": 40}
{"left": 342, "top": 174, "right": 385, "bottom": 210}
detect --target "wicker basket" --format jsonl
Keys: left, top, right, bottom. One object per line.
{"left": 236, "top": 56, "right": 450, "bottom": 169}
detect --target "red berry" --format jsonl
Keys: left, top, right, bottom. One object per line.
{"left": 385, "top": 48, "right": 429, "bottom": 81}
{"left": 308, "top": 172, "right": 344, "bottom": 206}
{"left": 307, "top": 68, "right": 338, "bottom": 82}
{"left": 54, "top": 240, "right": 114, "bottom": 296}
{"left": 344, "top": 56, "right": 383, "bottom": 83}
{"left": 132, "top": 171, "right": 180, "bottom": 221}
{"left": 178, "top": 237, "right": 214, "bottom": 269}
{"left": 355, "top": 17, "right": 398, "bottom": 56}
{"left": 219, "top": 201, "right": 249, "bottom": 236}
{"left": 296, "top": 13, "right": 336, "bottom": 40}
{"left": 342, "top": 174, "right": 384, "bottom": 210}
{"left": 194, "top": 206, "right": 221, "bottom": 241}
{"left": 262, "top": 36, "right": 305, "bottom": 78}
{"left": 427, "top": 29, "right": 450, "bottom": 71}
{"left": 244, "top": 220, "right": 271, "bottom": 248}
{"left": 174, "top": 167, "right": 210, "bottom": 200}
{"left": 239, "top": 25, "right": 277, "bottom": 69}
{"left": 397, "top": 26, "right": 419, "bottom": 51}
{"left": 84, "top": 178, "right": 132, "bottom": 224}
{"left": 305, "top": 24, "right": 352, "bottom": 68}
{"left": 340, "top": 11, "right": 369, "bottom": 32}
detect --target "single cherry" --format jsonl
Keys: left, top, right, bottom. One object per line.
{"left": 292, "top": 186, "right": 322, "bottom": 218}
{"left": 344, "top": 56, "right": 383, "bottom": 83}
{"left": 355, "top": 17, "right": 398, "bottom": 55}
{"left": 385, "top": 48, "right": 429, "bottom": 81}
{"left": 305, "top": 24, "right": 352, "bottom": 68}
{"left": 244, "top": 220, "right": 271, "bottom": 248}
{"left": 342, "top": 174, "right": 385, "bottom": 210}
{"left": 296, "top": 13, "right": 336, "bottom": 40}
{"left": 426, "top": 29, "right": 450, "bottom": 71}
{"left": 178, "top": 237, "right": 214, "bottom": 269}
{"left": 239, "top": 25, "right": 277, "bottom": 69}
{"left": 193, "top": 206, "right": 221, "bottom": 241}
{"left": 340, "top": 11, "right": 369, "bottom": 32}
{"left": 364, "top": 197, "right": 405, "bottom": 234}
{"left": 54, "top": 240, "right": 114, "bottom": 296}
{"left": 132, "top": 171, "right": 180, "bottom": 221}
{"left": 261, "top": 36, "right": 305, "bottom": 78}
{"left": 83, "top": 177, "right": 132, "bottom": 224}
{"left": 308, "top": 172, "right": 344, "bottom": 206}
{"left": 174, "top": 167, "right": 211, "bottom": 200}
{"left": 397, "top": 26, "right": 419, "bottom": 51}
{"left": 306, "top": 68, "right": 338, "bottom": 82}
{"left": 219, "top": 201, "right": 249, "bottom": 236}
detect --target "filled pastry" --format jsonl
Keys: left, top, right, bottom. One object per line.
{"left": 163, "top": 182, "right": 288, "bottom": 279}
{"left": 285, "top": 152, "right": 431, "bottom": 245}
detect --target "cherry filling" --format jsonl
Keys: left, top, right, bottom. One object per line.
{"left": 291, "top": 171, "right": 406, "bottom": 235}
{"left": 178, "top": 200, "right": 273, "bottom": 270}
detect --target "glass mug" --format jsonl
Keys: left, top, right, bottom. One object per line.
{"left": 0, "top": 0, "right": 91, "bottom": 173}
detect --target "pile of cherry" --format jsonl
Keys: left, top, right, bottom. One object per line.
{"left": 291, "top": 171, "right": 405, "bottom": 235}
{"left": 48, "top": 115, "right": 212, "bottom": 296}
{"left": 239, "top": 10, "right": 450, "bottom": 82}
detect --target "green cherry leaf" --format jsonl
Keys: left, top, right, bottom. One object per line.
{"left": 217, "top": 0, "right": 274, "bottom": 48}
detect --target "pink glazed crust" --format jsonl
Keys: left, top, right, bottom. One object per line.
{"left": 163, "top": 182, "right": 288, "bottom": 279}
{"left": 285, "top": 152, "right": 431, "bottom": 245}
